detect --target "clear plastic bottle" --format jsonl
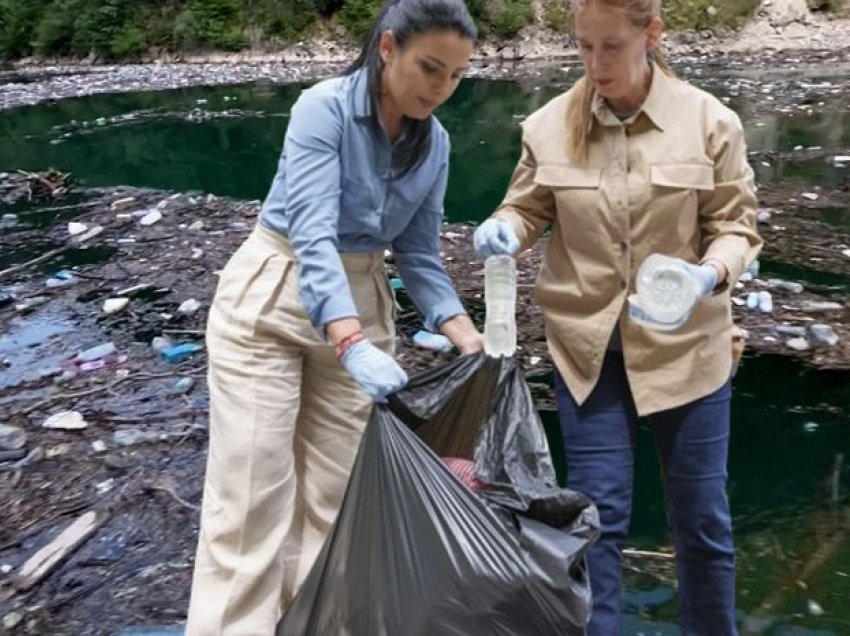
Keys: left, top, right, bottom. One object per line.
{"left": 634, "top": 254, "right": 698, "bottom": 326}
{"left": 484, "top": 255, "right": 517, "bottom": 357}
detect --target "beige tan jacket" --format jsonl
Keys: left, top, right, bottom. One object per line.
{"left": 493, "top": 64, "right": 762, "bottom": 415}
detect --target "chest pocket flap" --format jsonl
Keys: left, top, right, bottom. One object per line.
{"left": 534, "top": 165, "right": 602, "bottom": 188}
{"left": 650, "top": 163, "right": 714, "bottom": 191}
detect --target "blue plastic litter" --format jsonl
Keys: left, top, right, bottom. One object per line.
{"left": 160, "top": 343, "right": 203, "bottom": 363}
{"left": 389, "top": 277, "right": 405, "bottom": 291}
{"left": 45, "top": 269, "right": 76, "bottom": 288}
{"left": 412, "top": 330, "right": 453, "bottom": 352}
{"left": 173, "top": 377, "right": 195, "bottom": 393}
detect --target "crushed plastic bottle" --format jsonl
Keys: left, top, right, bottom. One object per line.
{"left": 632, "top": 254, "right": 698, "bottom": 327}
{"left": 160, "top": 342, "right": 203, "bottom": 363}
{"left": 483, "top": 255, "right": 516, "bottom": 357}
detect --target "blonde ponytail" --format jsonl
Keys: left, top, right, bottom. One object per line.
{"left": 567, "top": 76, "right": 595, "bottom": 165}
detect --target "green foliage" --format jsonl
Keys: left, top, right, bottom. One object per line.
{"left": 110, "top": 24, "right": 147, "bottom": 57}
{"left": 541, "top": 0, "right": 568, "bottom": 32}
{"left": 71, "top": 0, "right": 129, "bottom": 57}
{"left": 662, "top": 0, "right": 757, "bottom": 30}
{"left": 485, "top": 0, "right": 533, "bottom": 38}
{"left": 33, "top": 0, "right": 80, "bottom": 55}
{"left": 174, "top": 0, "right": 245, "bottom": 50}
{"left": 9, "top": 0, "right": 840, "bottom": 62}
{"left": 338, "top": 0, "right": 383, "bottom": 38}
{"left": 0, "top": 0, "right": 50, "bottom": 59}
{"left": 251, "top": 0, "right": 319, "bottom": 41}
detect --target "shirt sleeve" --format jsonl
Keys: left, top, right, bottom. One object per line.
{"left": 698, "top": 107, "right": 763, "bottom": 285}
{"left": 281, "top": 87, "right": 360, "bottom": 334}
{"left": 391, "top": 146, "right": 466, "bottom": 332}
{"left": 492, "top": 130, "right": 557, "bottom": 253}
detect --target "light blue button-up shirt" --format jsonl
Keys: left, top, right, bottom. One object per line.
{"left": 259, "top": 68, "right": 466, "bottom": 334}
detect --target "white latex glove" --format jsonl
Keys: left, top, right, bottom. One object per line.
{"left": 341, "top": 339, "right": 408, "bottom": 402}
{"left": 473, "top": 218, "right": 520, "bottom": 260}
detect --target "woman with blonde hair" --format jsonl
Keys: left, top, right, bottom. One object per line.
{"left": 474, "top": 0, "right": 761, "bottom": 633}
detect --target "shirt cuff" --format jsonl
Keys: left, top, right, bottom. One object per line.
{"left": 422, "top": 298, "right": 466, "bottom": 333}
{"left": 311, "top": 296, "right": 359, "bottom": 336}
{"left": 701, "top": 236, "right": 750, "bottom": 292}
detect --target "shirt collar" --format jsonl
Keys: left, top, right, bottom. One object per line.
{"left": 591, "top": 61, "right": 670, "bottom": 131}
{"left": 351, "top": 67, "right": 373, "bottom": 121}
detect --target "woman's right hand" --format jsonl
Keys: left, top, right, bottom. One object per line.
{"left": 340, "top": 340, "right": 408, "bottom": 402}
{"left": 473, "top": 218, "right": 519, "bottom": 260}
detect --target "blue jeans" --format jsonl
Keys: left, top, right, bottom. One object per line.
{"left": 554, "top": 353, "right": 737, "bottom": 636}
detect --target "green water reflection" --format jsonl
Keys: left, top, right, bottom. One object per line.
{"left": 2, "top": 73, "right": 848, "bottom": 227}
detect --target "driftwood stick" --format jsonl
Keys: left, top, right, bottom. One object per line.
{"left": 622, "top": 548, "right": 675, "bottom": 559}
{"left": 0, "top": 246, "right": 69, "bottom": 282}
{"left": 12, "top": 510, "right": 109, "bottom": 592}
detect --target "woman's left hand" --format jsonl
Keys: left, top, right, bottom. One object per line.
{"left": 440, "top": 314, "right": 484, "bottom": 355}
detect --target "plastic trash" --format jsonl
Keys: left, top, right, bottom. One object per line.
{"left": 746, "top": 291, "right": 760, "bottom": 310}
{"left": 45, "top": 270, "right": 76, "bottom": 288}
{"left": 151, "top": 336, "right": 174, "bottom": 353}
{"left": 629, "top": 254, "right": 697, "bottom": 328}
{"left": 412, "top": 330, "right": 453, "bottom": 352}
{"left": 75, "top": 342, "right": 116, "bottom": 362}
{"left": 177, "top": 298, "right": 201, "bottom": 315}
{"left": 389, "top": 277, "right": 406, "bottom": 291}
{"left": 160, "top": 343, "right": 203, "bottom": 363}
{"left": 77, "top": 354, "right": 128, "bottom": 372}
{"left": 278, "top": 353, "right": 599, "bottom": 636}
{"left": 67, "top": 221, "right": 88, "bottom": 236}
{"left": 139, "top": 209, "right": 163, "bottom": 226}
{"left": 809, "top": 323, "right": 839, "bottom": 346}
{"left": 103, "top": 297, "right": 129, "bottom": 314}
{"left": 173, "top": 377, "right": 195, "bottom": 394}
{"left": 483, "top": 255, "right": 517, "bottom": 357}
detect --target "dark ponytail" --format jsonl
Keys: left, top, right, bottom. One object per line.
{"left": 346, "top": 0, "right": 476, "bottom": 177}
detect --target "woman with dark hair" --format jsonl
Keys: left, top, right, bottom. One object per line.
{"left": 474, "top": 0, "right": 761, "bottom": 633}
{"left": 186, "top": 0, "right": 480, "bottom": 632}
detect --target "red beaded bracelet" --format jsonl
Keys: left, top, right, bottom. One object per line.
{"left": 335, "top": 330, "right": 365, "bottom": 363}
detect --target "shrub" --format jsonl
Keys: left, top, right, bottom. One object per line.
{"left": 541, "top": 0, "right": 568, "bottom": 32}
{"left": 338, "top": 0, "right": 382, "bottom": 38}
{"left": 33, "top": 0, "right": 80, "bottom": 55}
{"left": 486, "top": 0, "right": 533, "bottom": 38}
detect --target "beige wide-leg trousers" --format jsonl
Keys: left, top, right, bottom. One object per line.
{"left": 186, "top": 224, "right": 395, "bottom": 635}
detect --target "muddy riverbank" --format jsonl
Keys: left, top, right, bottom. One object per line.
{"left": 0, "top": 156, "right": 848, "bottom": 631}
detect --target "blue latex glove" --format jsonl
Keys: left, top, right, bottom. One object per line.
{"left": 340, "top": 339, "right": 408, "bottom": 402}
{"left": 473, "top": 218, "right": 520, "bottom": 260}
{"left": 682, "top": 261, "right": 718, "bottom": 298}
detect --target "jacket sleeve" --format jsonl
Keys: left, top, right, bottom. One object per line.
{"left": 280, "top": 87, "right": 360, "bottom": 333}
{"left": 392, "top": 141, "right": 466, "bottom": 332}
{"left": 492, "top": 130, "right": 557, "bottom": 253}
{"left": 698, "top": 107, "right": 763, "bottom": 286}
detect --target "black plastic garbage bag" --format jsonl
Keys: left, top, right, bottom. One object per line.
{"left": 277, "top": 352, "right": 600, "bottom": 636}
